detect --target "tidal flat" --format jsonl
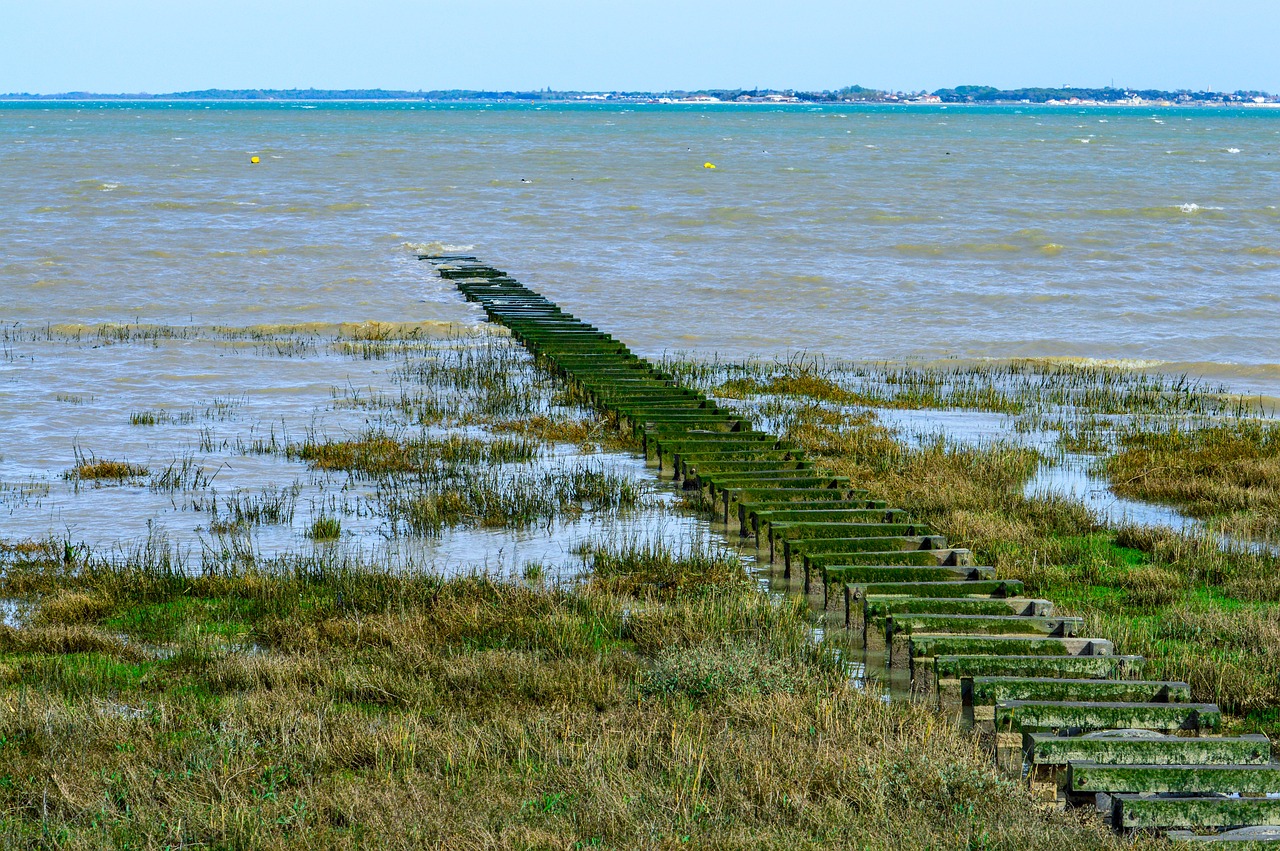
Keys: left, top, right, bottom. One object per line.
{"left": 1, "top": 322, "right": 705, "bottom": 578}
{"left": 3, "top": 322, "right": 1279, "bottom": 847}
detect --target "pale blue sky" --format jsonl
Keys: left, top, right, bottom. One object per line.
{"left": 2, "top": 0, "right": 1277, "bottom": 94}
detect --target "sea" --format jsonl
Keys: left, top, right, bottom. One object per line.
{"left": 2, "top": 100, "right": 1278, "bottom": 561}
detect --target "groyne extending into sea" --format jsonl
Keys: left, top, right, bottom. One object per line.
{"left": 428, "top": 253, "right": 1280, "bottom": 844}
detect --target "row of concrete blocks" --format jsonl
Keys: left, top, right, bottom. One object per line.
{"left": 426, "top": 257, "right": 1280, "bottom": 844}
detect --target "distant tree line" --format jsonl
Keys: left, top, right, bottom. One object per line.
{"left": 930, "top": 85, "right": 1272, "bottom": 103}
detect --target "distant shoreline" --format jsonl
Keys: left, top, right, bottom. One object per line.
{"left": 1, "top": 84, "right": 1276, "bottom": 107}
{"left": 3, "top": 97, "right": 1278, "bottom": 109}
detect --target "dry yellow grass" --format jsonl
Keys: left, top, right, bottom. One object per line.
{"left": 67, "top": 459, "right": 149, "bottom": 481}
{"left": 1106, "top": 420, "right": 1280, "bottom": 524}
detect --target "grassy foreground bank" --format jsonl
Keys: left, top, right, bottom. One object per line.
{"left": 0, "top": 540, "right": 1134, "bottom": 849}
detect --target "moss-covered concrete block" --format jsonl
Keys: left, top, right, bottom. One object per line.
{"left": 972, "top": 677, "right": 1189, "bottom": 708}
{"left": 826, "top": 565, "right": 989, "bottom": 589}
{"left": 861, "top": 594, "right": 1045, "bottom": 638}
{"left": 1125, "top": 796, "right": 1280, "bottom": 830}
{"left": 787, "top": 534, "right": 944, "bottom": 564}
{"left": 742, "top": 501, "right": 885, "bottom": 532}
{"left": 926, "top": 655, "right": 1144, "bottom": 702}
{"left": 851, "top": 578, "right": 1023, "bottom": 602}
{"left": 719, "top": 486, "right": 870, "bottom": 523}
{"left": 1070, "top": 762, "right": 1280, "bottom": 795}
{"left": 753, "top": 508, "right": 905, "bottom": 538}
{"left": 1027, "top": 732, "right": 1266, "bottom": 767}
{"left": 889, "top": 615, "right": 1083, "bottom": 667}
{"left": 809, "top": 551, "right": 976, "bottom": 584}
{"left": 915, "top": 641, "right": 1121, "bottom": 687}
{"left": 771, "top": 520, "right": 930, "bottom": 541}
{"left": 703, "top": 472, "right": 833, "bottom": 490}
{"left": 890, "top": 613, "right": 1080, "bottom": 637}
{"left": 914, "top": 635, "right": 1111, "bottom": 660}
{"left": 681, "top": 456, "right": 808, "bottom": 479}
{"left": 998, "top": 700, "right": 1220, "bottom": 734}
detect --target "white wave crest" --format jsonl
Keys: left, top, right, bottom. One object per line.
{"left": 402, "top": 241, "right": 475, "bottom": 255}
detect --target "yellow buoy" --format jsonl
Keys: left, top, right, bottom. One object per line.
{"left": 250, "top": 156, "right": 260, "bottom": 164}
{"left": 703, "top": 162, "right": 716, "bottom": 169}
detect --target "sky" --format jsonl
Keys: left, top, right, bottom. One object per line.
{"left": 1, "top": 0, "right": 1277, "bottom": 95}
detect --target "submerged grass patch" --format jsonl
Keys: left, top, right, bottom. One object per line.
{"left": 128, "top": 409, "right": 196, "bottom": 426}
{"left": 17, "top": 324, "right": 656, "bottom": 568}
{"left": 291, "top": 431, "right": 540, "bottom": 477}
{"left": 493, "top": 413, "right": 641, "bottom": 452}
{"left": 66, "top": 458, "right": 149, "bottom": 482}
{"left": 308, "top": 516, "right": 342, "bottom": 541}
{"left": 665, "top": 354, "right": 1252, "bottom": 418}
{"left": 389, "top": 463, "right": 642, "bottom": 535}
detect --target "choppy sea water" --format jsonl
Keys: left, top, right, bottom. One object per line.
{"left": 3, "top": 102, "right": 1279, "bottom": 385}
{"left": 2, "top": 101, "right": 1278, "bottom": 555}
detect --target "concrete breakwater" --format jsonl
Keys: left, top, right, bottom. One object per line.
{"left": 425, "top": 255, "right": 1280, "bottom": 845}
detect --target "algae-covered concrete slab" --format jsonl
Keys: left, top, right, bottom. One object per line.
{"left": 1127, "top": 797, "right": 1280, "bottom": 831}
{"left": 972, "top": 677, "right": 1189, "bottom": 707}
{"left": 914, "top": 635, "right": 1112, "bottom": 660}
{"left": 770, "top": 520, "right": 931, "bottom": 541}
{"left": 1027, "top": 732, "right": 1267, "bottom": 767}
{"left": 926, "top": 655, "right": 1144, "bottom": 702}
{"left": 787, "top": 534, "right": 944, "bottom": 562}
{"left": 890, "top": 613, "right": 1081, "bottom": 637}
{"left": 889, "top": 615, "right": 1085, "bottom": 667}
{"left": 1070, "top": 762, "right": 1280, "bottom": 795}
{"left": 859, "top": 593, "right": 1044, "bottom": 634}
{"left": 830, "top": 564, "right": 993, "bottom": 587}
{"left": 752, "top": 508, "right": 906, "bottom": 538}
{"left": 809, "top": 550, "right": 976, "bottom": 584}
{"left": 997, "top": 701, "right": 1220, "bottom": 734}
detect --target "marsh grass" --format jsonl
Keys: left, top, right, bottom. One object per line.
{"left": 14, "top": 325, "right": 1268, "bottom": 844}
{"left": 291, "top": 432, "right": 540, "bottom": 477}
{"left": 390, "top": 463, "right": 642, "bottom": 535}
{"left": 389, "top": 337, "right": 553, "bottom": 424}
{"left": 128, "top": 409, "right": 196, "bottom": 427}
{"left": 639, "top": 641, "right": 799, "bottom": 699}
{"left": 714, "top": 373, "right": 1280, "bottom": 735}
{"left": 664, "top": 354, "right": 1252, "bottom": 419}
{"left": 0, "top": 541, "right": 1139, "bottom": 850}
{"left": 199, "top": 486, "right": 300, "bottom": 533}
{"left": 288, "top": 423, "right": 641, "bottom": 536}
{"left": 1105, "top": 419, "right": 1280, "bottom": 532}
{"left": 578, "top": 538, "right": 747, "bottom": 599}
{"left": 716, "top": 372, "right": 874, "bottom": 407}
{"left": 65, "top": 451, "right": 149, "bottom": 483}
{"left": 493, "top": 414, "right": 641, "bottom": 452}
{"left": 19, "top": 324, "right": 647, "bottom": 577}
{"left": 308, "top": 516, "right": 342, "bottom": 541}
{"left": 148, "top": 454, "right": 216, "bottom": 492}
